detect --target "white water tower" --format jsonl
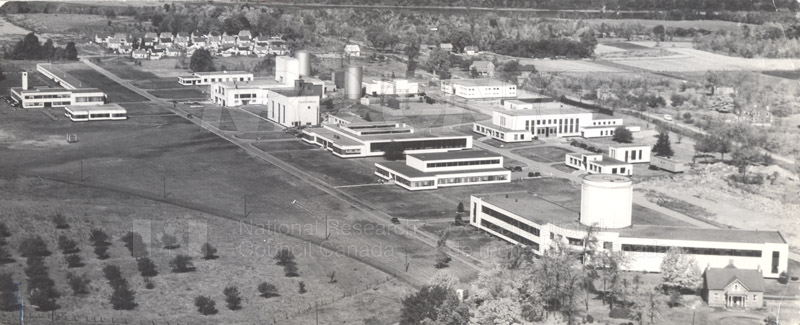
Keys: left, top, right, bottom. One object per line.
{"left": 580, "top": 174, "right": 633, "bottom": 229}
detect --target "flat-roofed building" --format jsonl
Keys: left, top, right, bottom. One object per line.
{"left": 609, "top": 144, "right": 651, "bottom": 163}
{"left": 469, "top": 175, "right": 789, "bottom": 279}
{"left": 178, "top": 71, "right": 253, "bottom": 86}
{"left": 302, "top": 122, "right": 473, "bottom": 158}
{"left": 362, "top": 79, "right": 419, "bottom": 96}
{"left": 10, "top": 87, "right": 106, "bottom": 109}
{"left": 441, "top": 79, "right": 516, "bottom": 99}
{"left": 565, "top": 153, "right": 633, "bottom": 176}
{"left": 210, "top": 79, "right": 321, "bottom": 127}
{"left": 64, "top": 103, "right": 127, "bottom": 122}
{"left": 375, "top": 150, "right": 511, "bottom": 191}
{"left": 275, "top": 56, "right": 300, "bottom": 85}
{"left": 474, "top": 99, "right": 640, "bottom": 142}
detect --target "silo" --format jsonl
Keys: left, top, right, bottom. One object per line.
{"left": 579, "top": 174, "right": 632, "bottom": 229}
{"left": 345, "top": 65, "right": 362, "bottom": 100}
{"left": 296, "top": 50, "right": 311, "bottom": 77}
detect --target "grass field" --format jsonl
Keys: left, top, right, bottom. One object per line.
{"left": 58, "top": 64, "right": 149, "bottom": 103}
{"left": 604, "top": 42, "right": 651, "bottom": 50}
{"left": 609, "top": 48, "right": 800, "bottom": 72}
{"left": 511, "top": 146, "right": 574, "bottom": 163}
{"left": 252, "top": 139, "right": 317, "bottom": 152}
{"left": 118, "top": 102, "right": 171, "bottom": 116}
{"left": 761, "top": 70, "right": 800, "bottom": 80}
{"left": 270, "top": 150, "right": 378, "bottom": 186}
{"left": 0, "top": 107, "right": 481, "bottom": 323}
{"left": 149, "top": 88, "right": 206, "bottom": 100}
{"left": 133, "top": 78, "right": 184, "bottom": 90}
{"left": 5, "top": 13, "right": 140, "bottom": 36}
{"left": 97, "top": 60, "right": 161, "bottom": 81}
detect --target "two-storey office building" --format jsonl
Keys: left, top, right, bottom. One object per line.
{"left": 302, "top": 122, "right": 473, "bottom": 158}
{"left": 178, "top": 71, "right": 253, "bottom": 86}
{"left": 565, "top": 153, "right": 633, "bottom": 176}
{"left": 209, "top": 79, "right": 321, "bottom": 127}
{"left": 440, "top": 79, "right": 517, "bottom": 99}
{"left": 608, "top": 144, "right": 651, "bottom": 163}
{"left": 10, "top": 71, "right": 106, "bottom": 109}
{"left": 64, "top": 103, "right": 127, "bottom": 122}
{"left": 469, "top": 174, "right": 789, "bottom": 279}
{"left": 374, "top": 150, "right": 511, "bottom": 190}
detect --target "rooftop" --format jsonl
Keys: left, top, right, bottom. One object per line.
{"left": 583, "top": 174, "right": 632, "bottom": 184}
{"left": 448, "top": 79, "right": 514, "bottom": 87}
{"left": 580, "top": 125, "right": 622, "bottom": 130}
{"left": 408, "top": 150, "right": 501, "bottom": 162}
{"left": 588, "top": 156, "right": 629, "bottom": 166}
{"left": 193, "top": 71, "right": 251, "bottom": 76}
{"left": 496, "top": 102, "right": 588, "bottom": 116}
{"left": 705, "top": 265, "right": 765, "bottom": 291}
{"left": 65, "top": 103, "right": 125, "bottom": 113}
{"left": 477, "top": 192, "right": 580, "bottom": 226}
{"left": 12, "top": 87, "right": 102, "bottom": 94}
{"left": 318, "top": 124, "right": 468, "bottom": 143}
{"left": 609, "top": 144, "right": 650, "bottom": 149}
{"left": 618, "top": 225, "right": 786, "bottom": 244}
{"left": 377, "top": 161, "right": 508, "bottom": 179}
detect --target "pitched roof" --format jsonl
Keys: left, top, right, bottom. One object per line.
{"left": 345, "top": 44, "right": 360, "bottom": 51}
{"left": 705, "top": 266, "right": 765, "bottom": 292}
{"left": 471, "top": 60, "right": 494, "bottom": 71}
{"left": 464, "top": 46, "right": 478, "bottom": 51}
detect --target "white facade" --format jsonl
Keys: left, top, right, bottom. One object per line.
{"left": 469, "top": 175, "right": 790, "bottom": 279}
{"left": 580, "top": 174, "right": 632, "bottom": 228}
{"left": 178, "top": 71, "right": 253, "bottom": 86}
{"left": 275, "top": 56, "right": 300, "bottom": 85}
{"left": 441, "top": 79, "right": 516, "bottom": 99}
{"left": 565, "top": 153, "right": 633, "bottom": 176}
{"left": 65, "top": 104, "right": 127, "bottom": 122}
{"left": 11, "top": 88, "right": 106, "bottom": 109}
{"left": 263, "top": 91, "right": 320, "bottom": 127}
{"left": 302, "top": 122, "right": 473, "bottom": 158}
{"left": 609, "top": 145, "right": 651, "bottom": 163}
{"left": 362, "top": 79, "right": 419, "bottom": 96}
{"left": 374, "top": 151, "right": 511, "bottom": 191}
{"left": 344, "top": 44, "right": 360, "bottom": 57}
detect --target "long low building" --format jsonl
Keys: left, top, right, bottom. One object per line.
{"left": 469, "top": 174, "right": 789, "bottom": 279}
{"left": 210, "top": 79, "right": 321, "bottom": 127}
{"left": 363, "top": 79, "right": 419, "bottom": 96}
{"left": 473, "top": 100, "right": 640, "bottom": 142}
{"left": 302, "top": 121, "right": 473, "bottom": 158}
{"left": 10, "top": 70, "right": 106, "bottom": 109}
{"left": 441, "top": 79, "right": 517, "bottom": 99}
{"left": 375, "top": 150, "right": 511, "bottom": 190}
{"left": 64, "top": 103, "right": 127, "bottom": 122}
{"left": 565, "top": 153, "right": 633, "bottom": 176}
{"left": 178, "top": 71, "right": 253, "bottom": 86}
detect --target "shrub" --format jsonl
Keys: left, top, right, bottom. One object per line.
{"left": 0, "top": 273, "right": 19, "bottom": 311}
{"left": 608, "top": 307, "right": 630, "bottom": 319}
{"left": 223, "top": 286, "right": 242, "bottom": 310}
{"left": 453, "top": 214, "right": 464, "bottom": 226}
{"left": 0, "top": 246, "right": 13, "bottom": 264}
{"left": 66, "top": 272, "right": 90, "bottom": 295}
{"left": 65, "top": 254, "right": 83, "bottom": 268}
{"left": 528, "top": 172, "right": 535, "bottom": 177}
{"left": 284, "top": 262, "right": 299, "bottom": 277}
{"left": 102, "top": 265, "right": 125, "bottom": 289}
{"left": 28, "top": 286, "right": 59, "bottom": 311}
{"left": 88, "top": 229, "right": 110, "bottom": 246}
{"left": 121, "top": 232, "right": 147, "bottom": 258}
{"left": 258, "top": 282, "right": 278, "bottom": 298}
{"left": 456, "top": 202, "right": 464, "bottom": 213}
{"left": 0, "top": 222, "right": 11, "bottom": 237}
{"left": 194, "top": 296, "right": 217, "bottom": 315}
{"left": 136, "top": 257, "right": 158, "bottom": 277}
{"left": 94, "top": 245, "right": 109, "bottom": 260}
{"left": 274, "top": 248, "right": 295, "bottom": 266}
{"left": 778, "top": 271, "right": 789, "bottom": 284}
{"left": 160, "top": 233, "right": 179, "bottom": 249}
{"left": 298, "top": 281, "right": 307, "bottom": 294}
{"left": 52, "top": 213, "right": 69, "bottom": 229}
{"left": 201, "top": 243, "right": 217, "bottom": 260}
{"left": 18, "top": 236, "right": 50, "bottom": 257}
{"left": 110, "top": 280, "right": 137, "bottom": 310}
{"left": 57, "top": 235, "right": 79, "bottom": 254}
{"left": 435, "top": 251, "right": 451, "bottom": 269}
{"left": 169, "top": 255, "right": 193, "bottom": 273}
{"left": 585, "top": 314, "right": 594, "bottom": 323}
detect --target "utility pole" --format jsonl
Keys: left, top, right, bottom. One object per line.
{"left": 79, "top": 160, "right": 83, "bottom": 182}
{"left": 18, "top": 282, "right": 23, "bottom": 325}
{"left": 243, "top": 195, "right": 250, "bottom": 218}
{"left": 315, "top": 301, "right": 319, "bottom": 325}
{"left": 325, "top": 215, "right": 330, "bottom": 240}
{"left": 162, "top": 176, "right": 167, "bottom": 198}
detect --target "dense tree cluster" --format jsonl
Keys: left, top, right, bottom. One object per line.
{"left": 694, "top": 24, "right": 800, "bottom": 58}
{"left": 5, "top": 33, "right": 77, "bottom": 61}
{"left": 493, "top": 38, "right": 596, "bottom": 59}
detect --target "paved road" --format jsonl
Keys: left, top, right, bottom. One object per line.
{"left": 80, "top": 58, "right": 485, "bottom": 281}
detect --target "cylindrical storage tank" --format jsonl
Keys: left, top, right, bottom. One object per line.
{"left": 580, "top": 174, "right": 632, "bottom": 229}
{"left": 345, "top": 65, "right": 362, "bottom": 100}
{"left": 296, "top": 50, "right": 311, "bottom": 77}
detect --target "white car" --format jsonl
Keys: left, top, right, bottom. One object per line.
{"left": 663, "top": 114, "right": 673, "bottom": 121}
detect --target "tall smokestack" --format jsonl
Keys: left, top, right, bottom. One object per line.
{"left": 21, "top": 72, "right": 28, "bottom": 90}
{"left": 345, "top": 65, "right": 362, "bottom": 100}
{"left": 296, "top": 50, "right": 311, "bottom": 77}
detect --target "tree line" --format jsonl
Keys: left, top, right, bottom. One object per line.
{"left": 4, "top": 32, "right": 78, "bottom": 61}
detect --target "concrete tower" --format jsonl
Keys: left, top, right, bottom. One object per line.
{"left": 296, "top": 50, "right": 311, "bottom": 77}
{"left": 345, "top": 65, "right": 362, "bottom": 100}
{"left": 21, "top": 72, "right": 28, "bottom": 90}
{"left": 580, "top": 174, "right": 633, "bottom": 229}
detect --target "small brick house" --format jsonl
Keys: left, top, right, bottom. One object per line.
{"left": 704, "top": 264, "right": 765, "bottom": 308}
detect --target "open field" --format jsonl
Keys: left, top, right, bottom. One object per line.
{"left": 4, "top": 13, "right": 139, "bottom": 36}
{"left": 603, "top": 42, "right": 651, "bottom": 50}
{"left": 96, "top": 59, "right": 161, "bottom": 81}
{"left": 57, "top": 63, "right": 149, "bottom": 103}
{"left": 149, "top": 88, "right": 206, "bottom": 100}
{"left": 0, "top": 176, "right": 411, "bottom": 325}
{"left": 511, "top": 146, "right": 574, "bottom": 163}
{"left": 581, "top": 18, "right": 755, "bottom": 31}
{"left": 118, "top": 102, "right": 171, "bottom": 116}
{"left": 520, "top": 58, "right": 628, "bottom": 73}
{"left": 252, "top": 139, "right": 317, "bottom": 152}
{"left": 761, "top": 70, "right": 800, "bottom": 80}
{"left": 270, "top": 150, "right": 378, "bottom": 187}
{"left": 0, "top": 106, "right": 482, "bottom": 322}
{"left": 609, "top": 48, "right": 800, "bottom": 72}
{"left": 133, "top": 78, "right": 184, "bottom": 90}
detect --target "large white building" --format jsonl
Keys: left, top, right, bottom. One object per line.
{"left": 609, "top": 144, "right": 651, "bottom": 163}
{"left": 178, "top": 71, "right": 253, "bottom": 86}
{"left": 375, "top": 150, "right": 511, "bottom": 191}
{"left": 473, "top": 100, "right": 640, "bottom": 142}
{"left": 210, "top": 79, "right": 321, "bottom": 127}
{"left": 440, "top": 79, "right": 516, "bottom": 99}
{"left": 10, "top": 66, "right": 106, "bottom": 109}
{"left": 302, "top": 121, "right": 473, "bottom": 158}
{"left": 275, "top": 56, "right": 301, "bottom": 85}
{"left": 64, "top": 103, "right": 127, "bottom": 122}
{"left": 362, "top": 79, "right": 419, "bottom": 96}
{"left": 470, "top": 174, "right": 789, "bottom": 279}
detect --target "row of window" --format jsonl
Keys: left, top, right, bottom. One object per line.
{"left": 480, "top": 219, "right": 540, "bottom": 251}
{"left": 438, "top": 174, "right": 507, "bottom": 184}
{"left": 24, "top": 94, "right": 70, "bottom": 99}
{"left": 592, "top": 120, "right": 619, "bottom": 126}
{"left": 369, "top": 138, "right": 468, "bottom": 153}
{"left": 75, "top": 97, "right": 105, "bottom": 102}
{"left": 426, "top": 159, "right": 499, "bottom": 168}
{"left": 481, "top": 205, "right": 540, "bottom": 237}
{"left": 599, "top": 129, "right": 616, "bottom": 136}
{"left": 621, "top": 244, "right": 763, "bottom": 257}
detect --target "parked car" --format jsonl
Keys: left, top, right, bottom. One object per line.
{"left": 390, "top": 217, "right": 400, "bottom": 225}
{"left": 663, "top": 114, "right": 673, "bottom": 121}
